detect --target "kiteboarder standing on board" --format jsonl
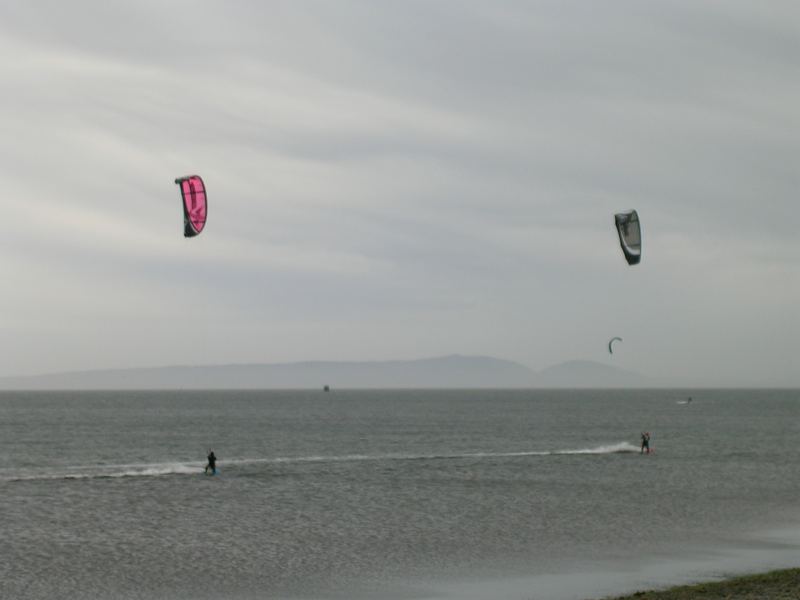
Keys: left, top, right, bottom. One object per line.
{"left": 205, "top": 450, "right": 217, "bottom": 475}
{"left": 640, "top": 432, "right": 651, "bottom": 454}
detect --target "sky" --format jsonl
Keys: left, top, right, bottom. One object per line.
{"left": 0, "top": 1, "right": 797, "bottom": 386}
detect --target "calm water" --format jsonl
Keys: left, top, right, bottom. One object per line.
{"left": 2, "top": 389, "right": 799, "bottom": 600}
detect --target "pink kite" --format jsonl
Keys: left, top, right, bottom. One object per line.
{"left": 174, "top": 175, "right": 207, "bottom": 237}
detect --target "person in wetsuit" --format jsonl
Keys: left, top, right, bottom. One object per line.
{"left": 640, "top": 432, "right": 650, "bottom": 454}
{"left": 205, "top": 450, "right": 217, "bottom": 475}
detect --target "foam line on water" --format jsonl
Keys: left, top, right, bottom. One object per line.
{"left": 2, "top": 442, "right": 639, "bottom": 482}
{"left": 3, "top": 461, "right": 203, "bottom": 482}
{"left": 227, "top": 441, "right": 639, "bottom": 467}
{"left": 285, "top": 441, "right": 639, "bottom": 461}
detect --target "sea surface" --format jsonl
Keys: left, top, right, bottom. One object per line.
{"left": 2, "top": 389, "right": 799, "bottom": 600}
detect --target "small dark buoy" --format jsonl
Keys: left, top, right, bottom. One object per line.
{"left": 323, "top": 385, "right": 330, "bottom": 392}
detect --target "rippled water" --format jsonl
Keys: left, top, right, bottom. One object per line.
{"left": 2, "top": 389, "right": 799, "bottom": 599}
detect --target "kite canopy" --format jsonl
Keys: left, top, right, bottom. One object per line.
{"left": 614, "top": 210, "right": 641, "bottom": 265}
{"left": 174, "top": 175, "right": 207, "bottom": 237}
{"left": 608, "top": 337, "right": 622, "bottom": 354}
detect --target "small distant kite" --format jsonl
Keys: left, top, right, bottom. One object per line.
{"left": 174, "top": 175, "right": 207, "bottom": 237}
{"left": 608, "top": 337, "right": 622, "bottom": 354}
{"left": 614, "top": 210, "right": 641, "bottom": 265}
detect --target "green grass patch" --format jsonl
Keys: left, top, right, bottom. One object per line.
{"left": 601, "top": 568, "right": 800, "bottom": 600}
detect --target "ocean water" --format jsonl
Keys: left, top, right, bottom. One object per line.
{"left": 2, "top": 389, "right": 799, "bottom": 600}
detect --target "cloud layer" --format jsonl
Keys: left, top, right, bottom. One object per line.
{"left": 1, "top": 1, "right": 797, "bottom": 385}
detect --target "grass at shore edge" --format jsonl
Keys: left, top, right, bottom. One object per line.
{"left": 599, "top": 567, "right": 800, "bottom": 599}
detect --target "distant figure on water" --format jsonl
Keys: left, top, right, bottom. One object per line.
{"left": 205, "top": 449, "right": 217, "bottom": 475}
{"left": 640, "top": 432, "right": 651, "bottom": 454}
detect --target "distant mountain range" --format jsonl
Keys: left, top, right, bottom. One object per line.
{"left": 0, "top": 355, "right": 654, "bottom": 390}
{"left": 536, "top": 360, "right": 650, "bottom": 387}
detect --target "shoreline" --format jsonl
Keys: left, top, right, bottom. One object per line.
{"left": 600, "top": 567, "right": 800, "bottom": 599}
{"left": 420, "top": 526, "right": 800, "bottom": 600}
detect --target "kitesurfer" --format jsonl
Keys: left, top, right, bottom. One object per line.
{"left": 205, "top": 449, "right": 217, "bottom": 475}
{"left": 640, "top": 432, "right": 651, "bottom": 454}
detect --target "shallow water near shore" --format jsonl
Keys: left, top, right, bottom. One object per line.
{"left": 422, "top": 525, "right": 800, "bottom": 599}
{"left": 2, "top": 389, "right": 799, "bottom": 599}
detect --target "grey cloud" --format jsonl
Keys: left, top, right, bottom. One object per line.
{"left": 0, "top": 1, "right": 797, "bottom": 384}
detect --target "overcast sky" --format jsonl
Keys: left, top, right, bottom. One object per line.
{"left": 0, "top": 1, "right": 797, "bottom": 385}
